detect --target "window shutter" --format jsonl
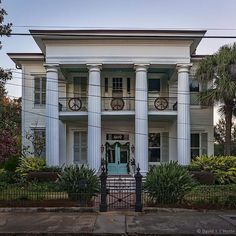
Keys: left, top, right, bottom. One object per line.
{"left": 161, "top": 132, "right": 169, "bottom": 163}
{"left": 201, "top": 133, "right": 208, "bottom": 155}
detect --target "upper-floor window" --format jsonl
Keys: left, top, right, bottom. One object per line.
{"left": 148, "top": 79, "right": 160, "bottom": 92}
{"left": 34, "top": 76, "right": 46, "bottom": 106}
{"left": 190, "top": 79, "right": 199, "bottom": 92}
{"left": 112, "top": 78, "right": 123, "bottom": 93}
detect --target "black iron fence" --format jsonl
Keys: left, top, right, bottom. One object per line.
{"left": 0, "top": 179, "right": 235, "bottom": 210}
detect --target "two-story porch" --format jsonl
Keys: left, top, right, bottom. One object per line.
{"left": 9, "top": 29, "right": 214, "bottom": 175}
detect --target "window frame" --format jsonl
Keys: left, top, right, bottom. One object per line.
{"left": 148, "top": 133, "right": 161, "bottom": 165}
{"left": 34, "top": 76, "right": 46, "bottom": 107}
{"left": 191, "top": 132, "right": 208, "bottom": 159}
{"left": 73, "top": 131, "right": 87, "bottom": 165}
{"left": 112, "top": 77, "right": 123, "bottom": 93}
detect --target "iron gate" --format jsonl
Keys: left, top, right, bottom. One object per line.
{"left": 99, "top": 166, "right": 143, "bottom": 212}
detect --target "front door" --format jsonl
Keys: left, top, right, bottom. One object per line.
{"left": 106, "top": 142, "right": 129, "bottom": 175}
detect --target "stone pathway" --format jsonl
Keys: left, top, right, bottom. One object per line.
{"left": 0, "top": 210, "right": 235, "bottom": 235}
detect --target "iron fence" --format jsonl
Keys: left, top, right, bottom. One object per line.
{"left": 0, "top": 183, "right": 235, "bottom": 209}
{"left": 143, "top": 185, "right": 236, "bottom": 208}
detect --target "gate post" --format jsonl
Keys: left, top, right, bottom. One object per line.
{"left": 99, "top": 165, "right": 107, "bottom": 212}
{"left": 135, "top": 165, "right": 143, "bottom": 212}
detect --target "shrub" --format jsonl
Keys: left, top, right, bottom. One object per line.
{"left": 3, "top": 155, "right": 20, "bottom": 172}
{"left": 189, "top": 171, "right": 216, "bottom": 185}
{"left": 58, "top": 165, "right": 99, "bottom": 204}
{"left": 144, "top": 161, "right": 194, "bottom": 204}
{"left": 0, "top": 169, "right": 22, "bottom": 184}
{"left": 189, "top": 156, "right": 236, "bottom": 184}
{"left": 27, "top": 171, "right": 59, "bottom": 182}
{"left": 16, "top": 157, "right": 46, "bottom": 176}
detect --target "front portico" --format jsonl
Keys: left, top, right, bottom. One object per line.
{"left": 12, "top": 29, "right": 212, "bottom": 175}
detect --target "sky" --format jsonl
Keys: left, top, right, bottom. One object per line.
{"left": 1, "top": 0, "right": 236, "bottom": 123}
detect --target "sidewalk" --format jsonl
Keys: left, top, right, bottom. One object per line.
{"left": 0, "top": 209, "right": 235, "bottom": 235}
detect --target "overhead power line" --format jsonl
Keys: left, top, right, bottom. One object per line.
{"left": 3, "top": 32, "right": 236, "bottom": 39}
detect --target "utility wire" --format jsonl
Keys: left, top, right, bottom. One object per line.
{"left": 0, "top": 102, "right": 216, "bottom": 144}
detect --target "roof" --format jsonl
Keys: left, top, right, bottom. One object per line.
{"left": 7, "top": 53, "right": 44, "bottom": 69}
{"left": 30, "top": 29, "right": 206, "bottom": 54}
{"left": 8, "top": 29, "right": 207, "bottom": 67}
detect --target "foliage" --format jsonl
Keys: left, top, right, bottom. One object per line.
{"left": 144, "top": 161, "right": 195, "bottom": 204}
{"left": 23, "top": 129, "right": 45, "bottom": 158}
{"left": 189, "top": 171, "right": 216, "bottom": 185}
{"left": 0, "top": 130, "right": 18, "bottom": 163}
{"left": 195, "top": 43, "right": 236, "bottom": 155}
{"left": 27, "top": 171, "right": 59, "bottom": 182}
{"left": 189, "top": 156, "right": 236, "bottom": 184}
{"left": 2, "top": 155, "right": 20, "bottom": 171}
{"left": 58, "top": 165, "right": 99, "bottom": 202}
{"left": 0, "top": 2, "right": 12, "bottom": 96}
{"left": 0, "top": 169, "right": 22, "bottom": 185}
{"left": 214, "top": 119, "right": 236, "bottom": 155}
{"left": 16, "top": 157, "right": 46, "bottom": 176}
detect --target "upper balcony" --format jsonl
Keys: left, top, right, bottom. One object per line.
{"left": 59, "top": 96, "right": 177, "bottom": 117}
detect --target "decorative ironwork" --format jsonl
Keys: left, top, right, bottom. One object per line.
{"left": 106, "top": 177, "right": 136, "bottom": 210}
{"left": 154, "top": 97, "right": 169, "bottom": 111}
{"left": 68, "top": 97, "right": 82, "bottom": 111}
{"left": 99, "top": 165, "right": 108, "bottom": 212}
{"left": 135, "top": 165, "right": 143, "bottom": 212}
{"left": 110, "top": 98, "right": 125, "bottom": 110}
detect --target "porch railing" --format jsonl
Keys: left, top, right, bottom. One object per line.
{"left": 102, "top": 97, "right": 135, "bottom": 111}
{"left": 148, "top": 97, "right": 177, "bottom": 111}
{"left": 59, "top": 97, "right": 88, "bottom": 112}
{"left": 58, "top": 96, "right": 177, "bottom": 112}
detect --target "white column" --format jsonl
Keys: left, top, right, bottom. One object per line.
{"left": 134, "top": 64, "right": 149, "bottom": 175}
{"left": 87, "top": 64, "right": 102, "bottom": 172}
{"left": 45, "top": 64, "right": 60, "bottom": 166}
{"left": 176, "top": 64, "right": 192, "bottom": 165}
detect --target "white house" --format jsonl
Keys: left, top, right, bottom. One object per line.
{"left": 8, "top": 29, "right": 214, "bottom": 175}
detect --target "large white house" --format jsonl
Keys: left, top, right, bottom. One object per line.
{"left": 8, "top": 29, "right": 214, "bottom": 175}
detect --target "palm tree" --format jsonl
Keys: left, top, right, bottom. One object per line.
{"left": 195, "top": 43, "right": 236, "bottom": 155}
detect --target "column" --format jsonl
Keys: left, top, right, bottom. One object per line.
{"left": 45, "top": 64, "right": 60, "bottom": 166}
{"left": 87, "top": 64, "right": 102, "bottom": 172}
{"left": 176, "top": 64, "right": 192, "bottom": 165}
{"left": 134, "top": 64, "right": 149, "bottom": 175}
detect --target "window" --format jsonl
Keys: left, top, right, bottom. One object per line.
{"left": 33, "top": 129, "right": 46, "bottom": 158}
{"left": 190, "top": 79, "right": 199, "bottom": 92}
{"left": 74, "top": 77, "right": 87, "bottom": 96}
{"left": 148, "top": 133, "right": 161, "bottom": 163}
{"left": 112, "top": 78, "right": 123, "bottom": 93}
{"left": 34, "top": 76, "right": 46, "bottom": 105}
{"left": 74, "top": 131, "right": 87, "bottom": 164}
{"left": 148, "top": 79, "right": 160, "bottom": 92}
{"left": 191, "top": 133, "right": 208, "bottom": 159}
{"left": 189, "top": 77, "right": 200, "bottom": 105}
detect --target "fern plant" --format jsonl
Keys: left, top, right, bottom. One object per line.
{"left": 144, "top": 161, "right": 194, "bottom": 204}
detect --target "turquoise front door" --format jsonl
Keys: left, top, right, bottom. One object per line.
{"left": 106, "top": 142, "right": 129, "bottom": 175}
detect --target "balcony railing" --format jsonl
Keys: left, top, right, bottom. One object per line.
{"left": 102, "top": 97, "right": 135, "bottom": 111}
{"left": 148, "top": 97, "right": 177, "bottom": 111}
{"left": 58, "top": 96, "right": 177, "bottom": 112}
{"left": 59, "top": 97, "right": 87, "bottom": 112}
